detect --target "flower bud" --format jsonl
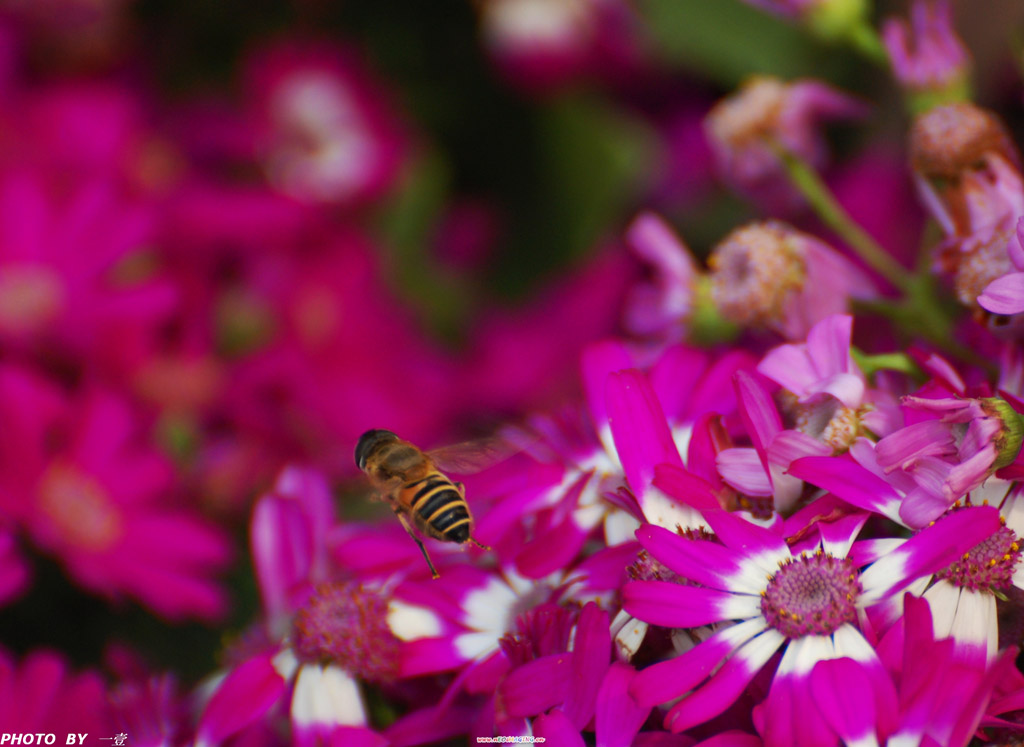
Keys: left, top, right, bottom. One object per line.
{"left": 981, "top": 397, "right": 1024, "bottom": 470}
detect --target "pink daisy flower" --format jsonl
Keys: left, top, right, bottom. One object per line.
{"left": 196, "top": 467, "right": 398, "bottom": 747}
{"left": 0, "top": 171, "right": 176, "bottom": 357}
{"left": 0, "top": 366, "right": 230, "bottom": 620}
{"left": 244, "top": 40, "right": 406, "bottom": 206}
{"left": 0, "top": 647, "right": 112, "bottom": 735}
{"left": 623, "top": 505, "right": 1000, "bottom": 741}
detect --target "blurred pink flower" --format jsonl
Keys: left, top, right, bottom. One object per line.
{"left": 0, "top": 366, "right": 231, "bottom": 620}
{"left": 0, "top": 647, "right": 112, "bottom": 734}
{"left": 708, "top": 221, "right": 875, "bottom": 340}
{"left": 705, "top": 76, "right": 866, "bottom": 210}
{"left": 479, "top": 0, "right": 641, "bottom": 92}
{"left": 244, "top": 40, "right": 407, "bottom": 206}
{"left": 224, "top": 233, "right": 458, "bottom": 475}
{"left": 0, "top": 171, "right": 177, "bottom": 360}
{"left": 462, "top": 250, "right": 635, "bottom": 415}
{"left": 883, "top": 0, "right": 970, "bottom": 97}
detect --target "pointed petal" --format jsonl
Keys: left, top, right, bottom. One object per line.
{"left": 664, "top": 628, "right": 786, "bottom": 733}
{"left": 534, "top": 709, "right": 585, "bottom": 747}
{"left": 806, "top": 314, "right": 855, "bottom": 378}
{"left": 703, "top": 509, "right": 790, "bottom": 572}
{"left": 607, "top": 370, "right": 683, "bottom": 499}
{"left": 860, "top": 506, "right": 1001, "bottom": 605}
{"left": 582, "top": 340, "right": 635, "bottom": 446}
{"left": 635, "top": 523, "right": 765, "bottom": 594}
{"left": 497, "top": 653, "right": 572, "bottom": 718}
{"left": 624, "top": 581, "right": 759, "bottom": 629}
{"left": 717, "top": 448, "right": 773, "bottom": 497}
{"left": 809, "top": 658, "right": 877, "bottom": 747}
{"left": 652, "top": 463, "right": 720, "bottom": 512}
{"left": 788, "top": 456, "right": 903, "bottom": 523}
{"left": 630, "top": 618, "right": 766, "bottom": 707}
{"left": 650, "top": 344, "right": 710, "bottom": 422}
{"left": 734, "top": 371, "right": 782, "bottom": 469}
{"left": 595, "top": 662, "right": 650, "bottom": 747}
{"left": 563, "top": 603, "right": 611, "bottom": 729}
{"left": 979, "top": 273, "right": 1024, "bottom": 315}
{"left": 197, "top": 652, "right": 287, "bottom": 744}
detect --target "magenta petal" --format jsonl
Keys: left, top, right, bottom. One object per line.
{"left": 398, "top": 638, "right": 464, "bottom": 678}
{"left": 703, "top": 509, "right": 788, "bottom": 559}
{"left": 875, "top": 420, "right": 956, "bottom": 470}
{"left": 652, "top": 464, "right": 720, "bottom": 512}
{"left": 765, "top": 430, "right": 831, "bottom": 464}
{"left": 498, "top": 653, "right": 572, "bottom": 718}
{"left": 385, "top": 705, "right": 480, "bottom": 747}
{"left": 757, "top": 343, "right": 816, "bottom": 399}
{"left": 650, "top": 344, "right": 710, "bottom": 421}
{"left": 515, "top": 517, "right": 588, "bottom": 579}
{"left": 860, "top": 506, "right": 1001, "bottom": 603}
{"left": 595, "top": 663, "right": 650, "bottom": 747}
{"left": 563, "top": 603, "right": 611, "bottom": 729}
{"left": 733, "top": 370, "right": 782, "bottom": 467}
{"left": 716, "top": 448, "right": 773, "bottom": 497}
{"left": 636, "top": 523, "right": 748, "bottom": 591}
{"left": 979, "top": 273, "right": 1024, "bottom": 315}
{"left": 197, "top": 652, "right": 287, "bottom": 744}
{"left": 686, "top": 413, "right": 730, "bottom": 490}
{"left": 809, "top": 658, "right": 876, "bottom": 745}
{"left": 623, "top": 581, "right": 743, "bottom": 629}
{"left": 694, "top": 732, "right": 762, "bottom": 747}
{"left": 251, "top": 495, "right": 315, "bottom": 627}
{"left": 788, "top": 455, "right": 902, "bottom": 520}
{"left": 806, "top": 314, "right": 854, "bottom": 376}
{"left": 664, "top": 629, "right": 783, "bottom": 733}
{"left": 324, "top": 727, "right": 388, "bottom": 747}
{"left": 534, "top": 709, "right": 586, "bottom": 747}
{"left": 630, "top": 620, "right": 761, "bottom": 706}
{"left": 607, "top": 370, "right": 683, "bottom": 497}
{"left": 582, "top": 340, "right": 635, "bottom": 436}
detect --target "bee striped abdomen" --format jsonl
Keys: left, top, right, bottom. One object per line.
{"left": 410, "top": 474, "right": 472, "bottom": 543}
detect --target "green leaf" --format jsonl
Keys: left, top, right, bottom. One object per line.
{"left": 640, "top": 0, "right": 832, "bottom": 86}
{"left": 535, "top": 94, "right": 654, "bottom": 262}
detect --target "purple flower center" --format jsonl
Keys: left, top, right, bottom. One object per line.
{"left": 761, "top": 551, "right": 861, "bottom": 638}
{"left": 935, "top": 523, "right": 1022, "bottom": 592}
{"left": 291, "top": 582, "right": 400, "bottom": 682}
{"left": 628, "top": 549, "right": 685, "bottom": 584}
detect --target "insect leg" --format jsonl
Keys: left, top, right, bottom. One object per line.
{"left": 395, "top": 509, "right": 440, "bottom": 579}
{"left": 467, "top": 535, "right": 491, "bottom": 551}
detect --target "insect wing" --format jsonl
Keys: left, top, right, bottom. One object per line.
{"left": 426, "top": 436, "right": 518, "bottom": 475}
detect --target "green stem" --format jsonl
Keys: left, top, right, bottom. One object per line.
{"left": 844, "top": 22, "right": 889, "bottom": 67}
{"left": 773, "top": 143, "right": 912, "bottom": 292}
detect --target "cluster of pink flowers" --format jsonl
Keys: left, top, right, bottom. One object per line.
{"left": 8, "top": 0, "right": 1024, "bottom": 746}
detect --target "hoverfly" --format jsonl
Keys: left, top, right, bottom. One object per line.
{"left": 355, "top": 429, "right": 508, "bottom": 578}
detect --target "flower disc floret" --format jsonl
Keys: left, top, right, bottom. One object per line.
{"left": 292, "top": 582, "right": 400, "bottom": 683}
{"left": 709, "top": 221, "right": 806, "bottom": 328}
{"left": 934, "top": 523, "right": 1022, "bottom": 592}
{"left": 760, "top": 551, "right": 861, "bottom": 638}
